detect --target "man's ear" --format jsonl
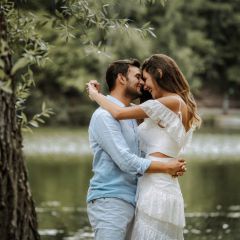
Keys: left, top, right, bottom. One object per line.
{"left": 117, "top": 73, "right": 127, "bottom": 85}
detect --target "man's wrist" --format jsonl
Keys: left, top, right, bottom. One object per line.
{"left": 156, "top": 162, "right": 168, "bottom": 173}
{"left": 162, "top": 162, "right": 169, "bottom": 174}
{"left": 146, "top": 161, "right": 169, "bottom": 173}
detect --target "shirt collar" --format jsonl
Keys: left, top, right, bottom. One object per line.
{"left": 107, "top": 95, "right": 125, "bottom": 107}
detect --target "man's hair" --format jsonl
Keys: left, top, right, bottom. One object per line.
{"left": 105, "top": 59, "right": 140, "bottom": 91}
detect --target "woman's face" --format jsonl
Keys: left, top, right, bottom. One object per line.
{"left": 142, "top": 69, "right": 162, "bottom": 99}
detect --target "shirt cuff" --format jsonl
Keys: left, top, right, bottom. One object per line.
{"left": 137, "top": 158, "right": 151, "bottom": 176}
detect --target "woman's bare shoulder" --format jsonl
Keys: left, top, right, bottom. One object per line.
{"left": 156, "top": 96, "right": 184, "bottom": 113}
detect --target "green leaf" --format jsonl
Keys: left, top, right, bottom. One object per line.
{"left": 0, "top": 79, "right": 12, "bottom": 94}
{"left": 42, "top": 102, "right": 46, "bottom": 112}
{"left": 0, "top": 59, "right": 4, "bottom": 68}
{"left": 147, "top": 29, "right": 157, "bottom": 38}
{"left": 21, "top": 112, "right": 28, "bottom": 123}
{"left": 37, "top": 118, "right": 45, "bottom": 124}
{"left": 11, "top": 58, "right": 29, "bottom": 75}
{"left": 22, "top": 126, "right": 33, "bottom": 133}
{"left": 42, "top": 113, "right": 50, "bottom": 117}
{"left": 103, "top": 4, "right": 110, "bottom": 15}
{"left": 29, "top": 120, "right": 39, "bottom": 128}
{"left": 0, "top": 69, "right": 5, "bottom": 79}
{"left": 142, "top": 21, "right": 151, "bottom": 28}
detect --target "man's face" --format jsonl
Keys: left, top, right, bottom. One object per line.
{"left": 125, "top": 66, "right": 144, "bottom": 99}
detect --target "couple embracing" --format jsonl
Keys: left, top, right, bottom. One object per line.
{"left": 86, "top": 54, "right": 201, "bottom": 240}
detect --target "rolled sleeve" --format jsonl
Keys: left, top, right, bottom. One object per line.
{"left": 90, "top": 111, "right": 151, "bottom": 176}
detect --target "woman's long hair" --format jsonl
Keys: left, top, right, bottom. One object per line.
{"left": 141, "top": 54, "right": 202, "bottom": 129}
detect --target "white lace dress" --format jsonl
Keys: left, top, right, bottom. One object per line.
{"left": 130, "top": 99, "right": 193, "bottom": 240}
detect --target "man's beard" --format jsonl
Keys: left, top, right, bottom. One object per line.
{"left": 125, "top": 84, "right": 153, "bottom": 102}
{"left": 125, "top": 86, "right": 142, "bottom": 100}
{"left": 124, "top": 76, "right": 143, "bottom": 100}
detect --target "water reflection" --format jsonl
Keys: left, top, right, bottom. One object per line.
{"left": 28, "top": 155, "right": 92, "bottom": 207}
{"left": 180, "top": 160, "right": 240, "bottom": 212}
{"left": 24, "top": 128, "right": 90, "bottom": 156}
{"left": 26, "top": 154, "right": 240, "bottom": 240}
{"left": 23, "top": 128, "right": 240, "bottom": 160}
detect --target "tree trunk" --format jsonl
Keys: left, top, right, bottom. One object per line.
{"left": 0, "top": 9, "right": 40, "bottom": 240}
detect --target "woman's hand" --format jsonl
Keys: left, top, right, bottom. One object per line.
{"left": 88, "top": 80, "right": 101, "bottom": 92}
{"left": 86, "top": 80, "right": 100, "bottom": 101}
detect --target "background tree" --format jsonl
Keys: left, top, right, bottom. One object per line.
{"left": 21, "top": 0, "right": 240, "bottom": 126}
{"left": 0, "top": 4, "right": 39, "bottom": 240}
{"left": 199, "top": 0, "right": 240, "bottom": 113}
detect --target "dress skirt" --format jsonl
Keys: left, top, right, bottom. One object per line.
{"left": 131, "top": 156, "right": 185, "bottom": 240}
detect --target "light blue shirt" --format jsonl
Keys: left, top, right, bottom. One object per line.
{"left": 87, "top": 96, "right": 151, "bottom": 206}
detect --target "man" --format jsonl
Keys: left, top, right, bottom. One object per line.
{"left": 87, "top": 59, "right": 186, "bottom": 240}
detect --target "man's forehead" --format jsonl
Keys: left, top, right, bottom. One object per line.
{"left": 128, "top": 66, "right": 141, "bottom": 75}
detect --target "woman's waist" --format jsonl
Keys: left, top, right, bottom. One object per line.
{"left": 140, "top": 156, "right": 181, "bottom": 188}
{"left": 148, "top": 151, "right": 171, "bottom": 159}
{"left": 141, "top": 145, "right": 180, "bottom": 159}
{"left": 146, "top": 154, "right": 177, "bottom": 162}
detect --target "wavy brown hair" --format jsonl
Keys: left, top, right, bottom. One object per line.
{"left": 142, "top": 54, "right": 202, "bottom": 129}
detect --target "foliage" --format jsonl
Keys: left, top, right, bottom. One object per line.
{"left": 199, "top": 0, "right": 240, "bottom": 96}
{"left": 3, "top": 0, "right": 239, "bottom": 127}
{"left": 0, "top": 1, "right": 54, "bottom": 132}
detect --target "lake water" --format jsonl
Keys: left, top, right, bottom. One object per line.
{"left": 24, "top": 127, "right": 240, "bottom": 240}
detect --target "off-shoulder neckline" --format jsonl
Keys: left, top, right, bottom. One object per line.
{"left": 149, "top": 99, "right": 192, "bottom": 134}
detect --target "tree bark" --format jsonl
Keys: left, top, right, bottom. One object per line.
{"left": 0, "top": 8, "right": 40, "bottom": 240}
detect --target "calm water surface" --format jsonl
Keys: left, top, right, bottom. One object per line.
{"left": 24, "top": 128, "right": 240, "bottom": 240}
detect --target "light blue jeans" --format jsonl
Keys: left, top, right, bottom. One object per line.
{"left": 87, "top": 198, "right": 135, "bottom": 240}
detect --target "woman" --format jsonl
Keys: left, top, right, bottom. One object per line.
{"left": 87, "top": 54, "right": 201, "bottom": 239}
